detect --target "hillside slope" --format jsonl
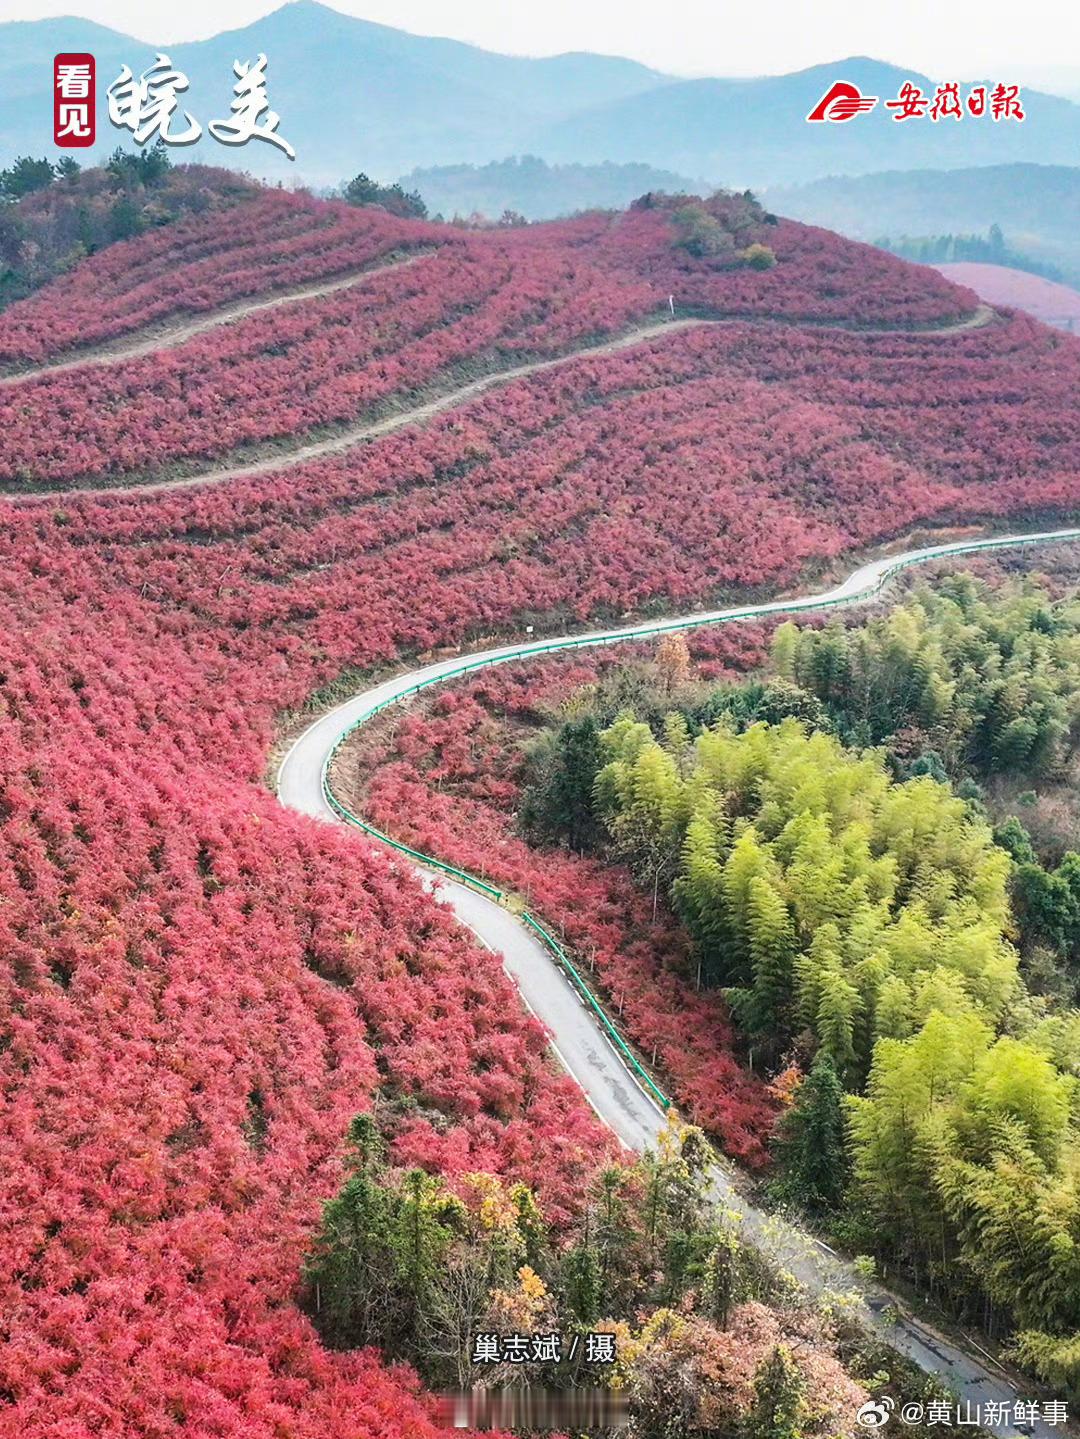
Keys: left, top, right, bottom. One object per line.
{"left": 0, "top": 192, "right": 983, "bottom": 493}
{"left": 1, "top": 183, "right": 1078, "bottom": 1429}
{"left": 934, "top": 261, "right": 1080, "bottom": 331}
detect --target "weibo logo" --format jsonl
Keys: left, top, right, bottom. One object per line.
{"left": 806, "top": 80, "right": 879, "bottom": 122}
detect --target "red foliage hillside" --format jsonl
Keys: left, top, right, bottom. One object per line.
{"left": 0, "top": 191, "right": 974, "bottom": 376}
{"left": 0, "top": 523, "right": 611, "bottom": 1432}
{"left": 935, "top": 261, "right": 1080, "bottom": 333}
{"left": 0, "top": 184, "right": 1075, "bottom": 1430}
{"left": 0, "top": 190, "right": 441, "bottom": 366}
{"left": 0, "top": 245, "right": 654, "bottom": 485}
{"left": 0, "top": 196, "right": 983, "bottom": 492}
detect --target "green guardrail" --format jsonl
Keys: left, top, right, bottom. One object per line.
{"left": 321, "top": 748, "right": 505, "bottom": 902}
{"left": 317, "top": 526, "right": 1080, "bottom": 1121}
{"left": 520, "top": 912, "right": 671, "bottom": 1110}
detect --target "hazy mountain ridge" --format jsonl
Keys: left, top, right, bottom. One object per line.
{"left": 770, "top": 163, "right": 1080, "bottom": 282}
{"left": 532, "top": 58, "right": 1080, "bottom": 187}
{"left": 3, "top": 9, "right": 1080, "bottom": 190}
{"left": 401, "top": 155, "right": 705, "bottom": 220}
{"left": 0, "top": 1, "right": 671, "bottom": 183}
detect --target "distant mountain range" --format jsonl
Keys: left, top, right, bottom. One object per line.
{"left": 770, "top": 164, "right": 1080, "bottom": 284}
{"left": 531, "top": 58, "right": 1080, "bottom": 188}
{"left": 0, "top": 2, "right": 668, "bottom": 184}
{"left": 3, "top": 6, "right": 1080, "bottom": 189}
{"left": 402, "top": 156, "right": 704, "bottom": 220}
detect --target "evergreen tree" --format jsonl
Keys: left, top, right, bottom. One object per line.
{"left": 108, "top": 195, "right": 142, "bottom": 241}
{"left": 701, "top": 1226, "right": 738, "bottom": 1328}
{"left": 511, "top": 1181, "right": 548, "bottom": 1272}
{"left": 727, "top": 876, "right": 796, "bottom": 1045}
{"left": 1013, "top": 862, "right": 1080, "bottom": 953}
{"left": 745, "top": 1345, "right": 808, "bottom": 1439}
{"left": 720, "top": 829, "right": 770, "bottom": 983}
{"left": 770, "top": 622, "right": 799, "bottom": 680}
{"left": 303, "top": 1115, "right": 461, "bottom": 1359}
{"left": 594, "top": 1165, "right": 637, "bottom": 1309}
{"left": 521, "top": 713, "right": 604, "bottom": 850}
{"left": 0, "top": 155, "right": 56, "bottom": 198}
{"left": 398, "top": 1167, "right": 455, "bottom": 1349}
{"left": 993, "top": 815, "right": 1036, "bottom": 863}
{"left": 303, "top": 1115, "right": 401, "bottom": 1350}
{"left": 816, "top": 968, "right": 860, "bottom": 1081}
{"left": 563, "top": 1241, "right": 601, "bottom": 1324}
{"left": 672, "top": 807, "right": 732, "bottom": 985}
{"left": 343, "top": 170, "right": 427, "bottom": 218}
{"left": 771, "top": 1055, "right": 849, "bottom": 1214}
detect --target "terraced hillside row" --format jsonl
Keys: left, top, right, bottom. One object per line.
{"left": 0, "top": 194, "right": 975, "bottom": 375}
{"left": 0, "top": 191, "right": 442, "bottom": 366}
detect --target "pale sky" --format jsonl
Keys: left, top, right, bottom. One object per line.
{"left": 7, "top": 0, "right": 1080, "bottom": 81}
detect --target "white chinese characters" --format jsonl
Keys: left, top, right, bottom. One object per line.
{"left": 106, "top": 52, "right": 294, "bottom": 157}
{"left": 107, "top": 55, "right": 200, "bottom": 146}
{"left": 55, "top": 60, "right": 94, "bottom": 141}
{"left": 856, "top": 1398, "right": 1069, "bottom": 1429}
{"left": 209, "top": 56, "right": 295, "bottom": 158}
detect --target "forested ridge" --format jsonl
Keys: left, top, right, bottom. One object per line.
{"left": 516, "top": 575, "right": 1080, "bottom": 1395}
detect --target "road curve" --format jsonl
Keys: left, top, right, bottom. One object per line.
{"left": 277, "top": 524, "right": 1080, "bottom": 1437}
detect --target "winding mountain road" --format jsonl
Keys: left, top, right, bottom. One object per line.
{"left": 4, "top": 248, "right": 1052, "bottom": 1425}
{"left": 278, "top": 525, "right": 1080, "bottom": 1438}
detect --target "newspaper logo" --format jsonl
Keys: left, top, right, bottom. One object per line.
{"left": 806, "top": 80, "right": 879, "bottom": 122}
{"left": 808, "top": 78, "right": 1025, "bottom": 125}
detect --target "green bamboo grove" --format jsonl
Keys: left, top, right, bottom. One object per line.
{"left": 525, "top": 575, "right": 1080, "bottom": 1392}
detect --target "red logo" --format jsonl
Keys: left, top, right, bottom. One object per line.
{"left": 54, "top": 53, "right": 96, "bottom": 147}
{"left": 807, "top": 81, "right": 879, "bottom": 122}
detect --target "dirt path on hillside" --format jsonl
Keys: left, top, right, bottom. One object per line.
{"left": 2, "top": 300, "right": 999, "bottom": 507}
{"left": 4, "top": 316, "right": 709, "bottom": 504}
{"left": 944, "top": 301, "right": 995, "bottom": 331}
{"left": 0, "top": 275, "right": 996, "bottom": 394}
{"left": 0, "top": 252, "right": 430, "bottom": 388}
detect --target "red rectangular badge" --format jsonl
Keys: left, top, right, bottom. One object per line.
{"left": 54, "top": 53, "right": 96, "bottom": 147}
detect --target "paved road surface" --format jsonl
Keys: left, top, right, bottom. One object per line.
{"left": 278, "top": 525, "right": 1080, "bottom": 1438}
